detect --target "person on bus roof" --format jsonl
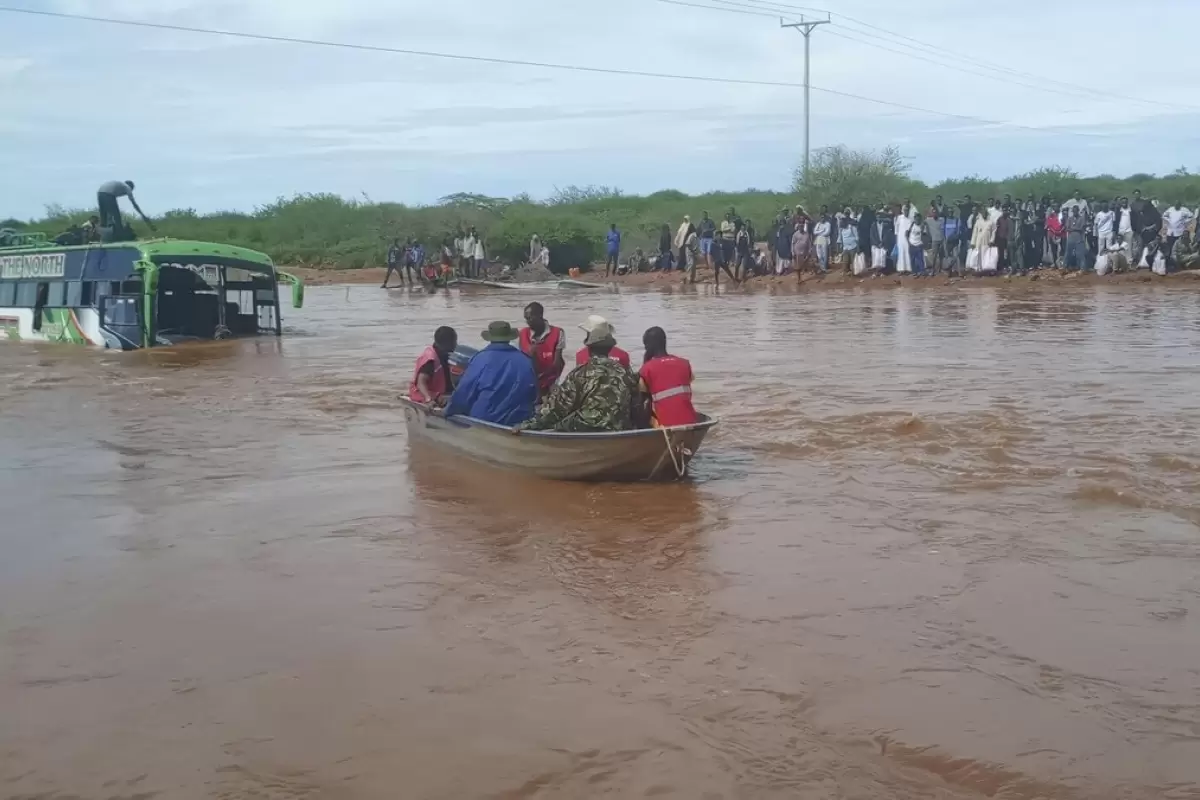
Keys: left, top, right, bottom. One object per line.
{"left": 96, "top": 180, "right": 155, "bottom": 239}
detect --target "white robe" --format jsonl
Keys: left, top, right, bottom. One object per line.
{"left": 894, "top": 214, "right": 913, "bottom": 273}
{"left": 970, "top": 212, "right": 995, "bottom": 251}
{"left": 674, "top": 221, "right": 691, "bottom": 249}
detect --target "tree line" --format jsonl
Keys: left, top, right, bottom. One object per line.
{"left": 8, "top": 146, "right": 1200, "bottom": 274}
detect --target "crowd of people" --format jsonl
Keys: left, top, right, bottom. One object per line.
{"left": 406, "top": 301, "right": 698, "bottom": 434}
{"left": 625, "top": 192, "right": 1200, "bottom": 282}
{"left": 384, "top": 191, "right": 1200, "bottom": 290}
{"left": 382, "top": 228, "right": 493, "bottom": 288}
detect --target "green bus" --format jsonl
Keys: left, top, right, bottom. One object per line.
{"left": 0, "top": 231, "right": 303, "bottom": 349}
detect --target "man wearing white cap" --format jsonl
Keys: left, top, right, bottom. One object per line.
{"left": 575, "top": 315, "right": 630, "bottom": 369}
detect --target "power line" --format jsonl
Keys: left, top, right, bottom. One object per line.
{"left": 674, "top": 0, "right": 1137, "bottom": 106}
{"left": 819, "top": 28, "right": 1121, "bottom": 105}
{"left": 656, "top": 0, "right": 777, "bottom": 17}
{"left": 662, "top": 0, "right": 1137, "bottom": 107}
{"left": 0, "top": 4, "right": 1100, "bottom": 137}
{"left": 721, "top": 0, "right": 1197, "bottom": 111}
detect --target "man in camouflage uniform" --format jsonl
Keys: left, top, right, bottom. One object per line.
{"left": 519, "top": 319, "right": 639, "bottom": 433}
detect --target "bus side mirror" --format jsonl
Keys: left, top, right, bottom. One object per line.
{"left": 275, "top": 270, "right": 304, "bottom": 309}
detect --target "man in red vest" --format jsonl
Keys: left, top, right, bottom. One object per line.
{"left": 407, "top": 325, "right": 458, "bottom": 406}
{"left": 519, "top": 301, "right": 565, "bottom": 398}
{"left": 574, "top": 315, "right": 630, "bottom": 368}
{"left": 638, "top": 326, "right": 697, "bottom": 428}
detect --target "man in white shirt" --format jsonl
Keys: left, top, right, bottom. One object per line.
{"left": 1093, "top": 202, "right": 1115, "bottom": 255}
{"left": 1061, "top": 191, "right": 1089, "bottom": 216}
{"left": 1117, "top": 198, "right": 1136, "bottom": 265}
{"left": 1162, "top": 203, "right": 1194, "bottom": 268}
{"left": 462, "top": 229, "right": 477, "bottom": 277}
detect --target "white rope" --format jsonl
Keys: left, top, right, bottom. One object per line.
{"left": 659, "top": 427, "right": 693, "bottom": 480}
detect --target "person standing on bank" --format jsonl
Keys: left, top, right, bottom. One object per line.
{"left": 658, "top": 223, "right": 674, "bottom": 272}
{"left": 1093, "top": 202, "right": 1115, "bottom": 255}
{"left": 926, "top": 206, "right": 945, "bottom": 273}
{"left": 97, "top": 180, "right": 155, "bottom": 239}
{"left": 813, "top": 211, "right": 832, "bottom": 273}
{"left": 734, "top": 220, "right": 753, "bottom": 281}
{"left": 698, "top": 212, "right": 716, "bottom": 271}
{"left": 604, "top": 224, "right": 621, "bottom": 277}
{"left": 519, "top": 302, "right": 566, "bottom": 399}
{"left": 674, "top": 215, "right": 692, "bottom": 270}
{"left": 1162, "top": 202, "right": 1194, "bottom": 269}
{"left": 472, "top": 229, "right": 487, "bottom": 277}
{"left": 383, "top": 238, "right": 404, "bottom": 288}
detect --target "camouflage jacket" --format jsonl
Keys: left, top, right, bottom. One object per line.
{"left": 521, "top": 356, "right": 638, "bottom": 433}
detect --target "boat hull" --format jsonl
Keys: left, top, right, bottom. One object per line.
{"left": 401, "top": 399, "right": 716, "bottom": 482}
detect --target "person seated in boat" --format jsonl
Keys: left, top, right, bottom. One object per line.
{"left": 408, "top": 326, "right": 458, "bottom": 407}
{"left": 574, "top": 315, "right": 630, "bottom": 368}
{"left": 518, "top": 320, "right": 641, "bottom": 433}
{"left": 639, "top": 327, "right": 698, "bottom": 428}
{"left": 444, "top": 321, "right": 538, "bottom": 425}
{"left": 519, "top": 302, "right": 566, "bottom": 399}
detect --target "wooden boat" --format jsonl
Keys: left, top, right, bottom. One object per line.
{"left": 556, "top": 279, "right": 605, "bottom": 289}
{"left": 400, "top": 398, "right": 718, "bottom": 482}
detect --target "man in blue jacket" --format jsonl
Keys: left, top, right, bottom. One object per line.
{"left": 444, "top": 321, "right": 537, "bottom": 425}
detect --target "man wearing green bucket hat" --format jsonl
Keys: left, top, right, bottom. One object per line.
{"left": 443, "top": 321, "right": 538, "bottom": 425}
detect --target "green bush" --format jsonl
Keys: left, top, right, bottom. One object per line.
{"left": 19, "top": 150, "right": 1200, "bottom": 270}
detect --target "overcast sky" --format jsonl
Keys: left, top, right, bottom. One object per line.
{"left": 2, "top": 0, "right": 1199, "bottom": 219}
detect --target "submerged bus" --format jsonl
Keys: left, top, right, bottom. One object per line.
{"left": 0, "top": 232, "right": 303, "bottom": 349}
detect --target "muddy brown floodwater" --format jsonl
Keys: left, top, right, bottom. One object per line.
{"left": 2, "top": 284, "right": 1200, "bottom": 800}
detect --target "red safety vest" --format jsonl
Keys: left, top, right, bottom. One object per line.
{"left": 575, "top": 344, "right": 631, "bottom": 368}
{"left": 640, "top": 355, "right": 697, "bottom": 428}
{"left": 408, "top": 345, "right": 448, "bottom": 403}
{"left": 519, "top": 325, "right": 564, "bottom": 394}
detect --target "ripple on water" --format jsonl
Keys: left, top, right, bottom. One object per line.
{"left": 1, "top": 283, "right": 1199, "bottom": 799}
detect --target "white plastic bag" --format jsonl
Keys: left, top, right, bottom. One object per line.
{"left": 1153, "top": 252, "right": 1168, "bottom": 276}
{"left": 966, "top": 247, "right": 981, "bottom": 271}
{"left": 871, "top": 246, "right": 886, "bottom": 270}
{"left": 1094, "top": 253, "right": 1110, "bottom": 276}
{"left": 852, "top": 252, "right": 867, "bottom": 276}
{"left": 982, "top": 246, "right": 999, "bottom": 273}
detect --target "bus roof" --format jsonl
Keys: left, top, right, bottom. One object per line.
{"left": 0, "top": 238, "right": 277, "bottom": 282}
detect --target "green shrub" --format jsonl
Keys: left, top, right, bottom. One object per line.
{"left": 20, "top": 149, "right": 1200, "bottom": 268}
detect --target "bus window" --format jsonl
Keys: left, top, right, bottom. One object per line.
{"left": 81, "top": 282, "right": 95, "bottom": 305}
{"left": 103, "top": 296, "right": 139, "bottom": 327}
{"left": 43, "top": 282, "right": 65, "bottom": 307}
{"left": 15, "top": 282, "right": 37, "bottom": 307}
{"left": 32, "top": 283, "right": 49, "bottom": 332}
{"left": 0, "top": 282, "right": 13, "bottom": 306}
{"left": 65, "top": 282, "right": 83, "bottom": 307}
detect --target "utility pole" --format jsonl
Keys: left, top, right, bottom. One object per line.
{"left": 781, "top": 15, "right": 830, "bottom": 186}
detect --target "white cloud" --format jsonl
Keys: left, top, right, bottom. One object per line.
{"left": 0, "top": 56, "right": 33, "bottom": 79}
